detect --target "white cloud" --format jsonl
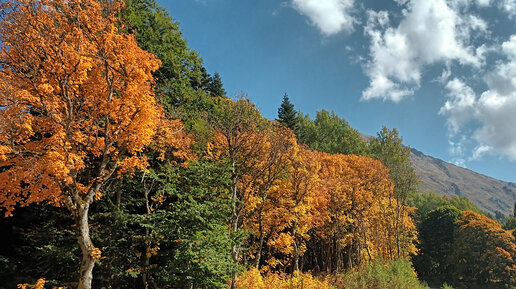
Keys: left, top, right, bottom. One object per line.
{"left": 476, "top": 0, "right": 491, "bottom": 6}
{"left": 471, "top": 145, "right": 491, "bottom": 160}
{"left": 440, "top": 35, "right": 516, "bottom": 161}
{"left": 437, "top": 63, "right": 452, "bottom": 84}
{"left": 291, "top": 0, "right": 355, "bottom": 36}
{"left": 453, "top": 158, "right": 467, "bottom": 168}
{"left": 362, "top": 0, "right": 485, "bottom": 101}
{"left": 499, "top": 0, "right": 516, "bottom": 18}
{"left": 439, "top": 78, "right": 476, "bottom": 134}
{"left": 467, "top": 15, "right": 488, "bottom": 32}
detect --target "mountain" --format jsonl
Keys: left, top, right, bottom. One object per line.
{"left": 410, "top": 148, "right": 516, "bottom": 217}
{"left": 359, "top": 133, "right": 515, "bottom": 216}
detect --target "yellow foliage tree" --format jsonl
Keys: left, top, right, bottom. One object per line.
{"left": 242, "top": 124, "right": 297, "bottom": 267}
{"left": 262, "top": 146, "right": 325, "bottom": 272}
{"left": 208, "top": 97, "right": 270, "bottom": 288}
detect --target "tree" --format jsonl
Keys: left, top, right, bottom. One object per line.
{"left": 277, "top": 93, "right": 298, "bottom": 131}
{"left": 257, "top": 146, "right": 324, "bottom": 272}
{"left": 413, "top": 205, "right": 461, "bottom": 286}
{"left": 207, "top": 97, "right": 268, "bottom": 288}
{"left": 408, "top": 192, "right": 490, "bottom": 224}
{"left": 0, "top": 1, "right": 175, "bottom": 288}
{"left": 369, "top": 126, "right": 419, "bottom": 257}
{"left": 243, "top": 124, "right": 297, "bottom": 268}
{"left": 296, "top": 110, "right": 368, "bottom": 155}
{"left": 369, "top": 127, "right": 418, "bottom": 202}
{"left": 207, "top": 72, "right": 226, "bottom": 97}
{"left": 503, "top": 217, "right": 516, "bottom": 231}
{"left": 91, "top": 159, "right": 235, "bottom": 288}
{"left": 123, "top": 0, "right": 206, "bottom": 113}
{"left": 451, "top": 210, "right": 516, "bottom": 288}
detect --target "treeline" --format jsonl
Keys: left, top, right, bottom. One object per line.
{"left": 0, "top": 1, "right": 514, "bottom": 289}
{"left": 408, "top": 193, "right": 516, "bottom": 288}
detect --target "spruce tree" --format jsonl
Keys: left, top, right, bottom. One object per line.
{"left": 277, "top": 93, "right": 297, "bottom": 130}
{"left": 207, "top": 72, "right": 226, "bottom": 97}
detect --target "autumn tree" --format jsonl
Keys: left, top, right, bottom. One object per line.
{"left": 242, "top": 124, "right": 297, "bottom": 268}
{"left": 451, "top": 210, "right": 516, "bottom": 288}
{"left": 0, "top": 1, "right": 180, "bottom": 288}
{"left": 296, "top": 153, "right": 417, "bottom": 273}
{"left": 256, "top": 146, "right": 324, "bottom": 272}
{"left": 207, "top": 97, "right": 269, "bottom": 288}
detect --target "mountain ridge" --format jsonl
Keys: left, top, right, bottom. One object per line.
{"left": 360, "top": 133, "right": 515, "bottom": 216}
{"left": 409, "top": 147, "right": 516, "bottom": 217}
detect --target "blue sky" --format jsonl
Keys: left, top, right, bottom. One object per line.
{"left": 158, "top": 0, "right": 516, "bottom": 182}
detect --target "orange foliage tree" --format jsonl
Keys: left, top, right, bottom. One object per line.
{"left": 242, "top": 124, "right": 297, "bottom": 268}
{"left": 452, "top": 210, "right": 516, "bottom": 287}
{"left": 0, "top": 1, "right": 184, "bottom": 288}
{"left": 306, "top": 153, "right": 416, "bottom": 272}
{"left": 254, "top": 148, "right": 417, "bottom": 273}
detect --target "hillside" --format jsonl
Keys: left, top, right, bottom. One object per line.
{"left": 410, "top": 148, "right": 516, "bottom": 217}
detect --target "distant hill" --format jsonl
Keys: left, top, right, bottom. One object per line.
{"left": 360, "top": 133, "right": 515, "bottom": 216}
{"left": 410, "top": 148, "right": 516, "bottom": 217}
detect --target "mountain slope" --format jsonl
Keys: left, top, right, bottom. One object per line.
{"left": 410, "top": 148, "right": 516, "bottom": 217}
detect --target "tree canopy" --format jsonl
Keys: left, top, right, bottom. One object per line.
{"left": 0, "top": 1, "right": 510, "bottom": 289}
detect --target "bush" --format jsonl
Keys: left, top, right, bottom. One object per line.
{"left": 235, "top": 268, "right": 334, "bottom": 289}
{"left": 235, "top": 259, "right": 428, "bottom": 289}
{"left": 327, "top": 258, "right": 429, "bottom": 289}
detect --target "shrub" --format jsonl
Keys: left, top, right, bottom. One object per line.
{"left": 235, "top": 268, "right": 334, "bottom": 289}
{"left": 327, "top": 258, "right": 429, "bottom": 289}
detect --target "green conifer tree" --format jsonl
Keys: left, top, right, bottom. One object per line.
{"left": 277, "top": 93, "right": 298, "bottom": 131}
{"left": 207, "top": 72, "right": 226, "bottom": 97}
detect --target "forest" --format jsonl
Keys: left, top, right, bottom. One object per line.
{"left": 0, "top": 1, "right": 515, "bottom": 289}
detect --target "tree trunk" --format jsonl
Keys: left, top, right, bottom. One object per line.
{"left": 230, "top": 170, "right": 240, "bottom": 289}
{"left": 255, "top": 233, "right": 265, "bottom": 268}
{"left": 77, "top": 204, "right": 95, "bottom": 289}
{"left": 230, "top": 214, "right": 240, "bottom": 289}
{"left": 292, "top": 222, "right": 299, "bottom": 272}
{"left": 254, "top": 194, "right": 268, "bottom": 268}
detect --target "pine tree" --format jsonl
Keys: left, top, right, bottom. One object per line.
{"left": 513, "top": 201, "right": 516, "bottom": 217}
{"left": 208, "top": 72, "right": 226, "bottom": 97}
{"left": 277, "top": 93, "right": 298, "bottom": 131}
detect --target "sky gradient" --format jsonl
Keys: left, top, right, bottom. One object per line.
{"left": 158, "top": 0, "right": 516, "bottom": 182}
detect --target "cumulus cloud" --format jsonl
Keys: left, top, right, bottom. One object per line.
{"left": 362, "top": 0, "right": 485, "bottom": 102}
{"left": 439, "top": 78, "right": 476, "bottom": 134}
{"left": 291, "top": 0, "right": 355, "bottom": 36}
{"left": 440, "top": 35, "right": 516, "bottom": 161}
{"left": 500, "top": 0, "right": 516, "bottom": 18}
